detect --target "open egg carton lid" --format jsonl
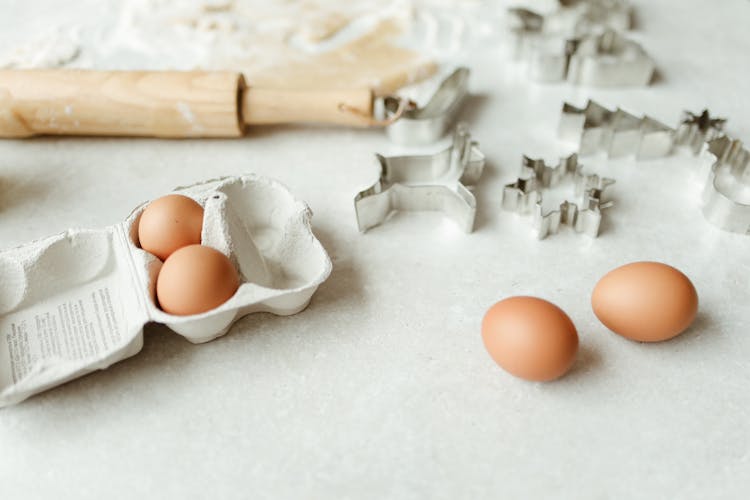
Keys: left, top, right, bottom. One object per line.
{"left": 0, "top": 174, "right": 332, "bottom": 407}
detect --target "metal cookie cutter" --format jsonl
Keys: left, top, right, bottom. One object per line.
{"left": 566, "top": 29, "right": 654, "bottom": 86}
{"left": 510, "top": 30, "right": 653, "bottom": 85}
{"left": 507, "top": 22, "right": 579, "bottom": 83}
{"left": 508, "top": 1, "right": 649, "bottom": 86}
{"left": 675, "top": 110, "right": 727, "bottom": 155}
{"left": 559, "top": 100, "right": 674, "bottom": 158}
{"left": 562, "top": 0, "right": 632, "bottom": 34}
{"left": 355, "top": 123, "right": 485, "bottom": 232}
{"left": 507, "top": 6, "right": 562, "bottom": 82}
{"left": 701, "top": 136, "right": 750, "bottom": 234}
{"left": 550, "top": 0, "right": 632, "bottom": 34}
{"left": 383, "top": 67, "right": 470, "bottom": 146}
{"left": 508, "top": 0, "right": 631, "bottom": 42}
{"left": 561, "top": 100, "right": 747, "bottom": 234}
{"left": 502, "top": 154, "right": 615, "bottom": 238}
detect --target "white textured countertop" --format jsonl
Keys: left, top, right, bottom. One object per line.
{"left": 1, "top": 1, "right": 749, "bottom": 499}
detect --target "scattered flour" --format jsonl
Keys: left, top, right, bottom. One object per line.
{"left": 0, "top": 0, "right": 501, "bottom": 92}
{"left": 0, "top": 26, "right": 82, "bottom": 69}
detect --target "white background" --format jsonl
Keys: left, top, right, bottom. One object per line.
{"left": 1, "top": 1, "right": 749, "bottom": 499}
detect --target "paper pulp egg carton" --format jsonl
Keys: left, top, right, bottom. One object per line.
{"left": 0, "top": 174, "right": 332, "bottom": 407}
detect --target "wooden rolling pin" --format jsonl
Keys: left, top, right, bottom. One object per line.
{"left": 0, "top": 70, "right": 383, "bottom": 138}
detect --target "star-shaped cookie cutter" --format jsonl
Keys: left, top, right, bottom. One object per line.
{"left": 354, "top": 123, "right": 485, "bottom": 233}
{"left": 675, "top": 110, "right": 727, "bottom": 155}
{"left": 502, "top": 153, "right": 615, "bottom": 239}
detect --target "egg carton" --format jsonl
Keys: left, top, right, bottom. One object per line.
{"left": 0, "top": 174, "right": 332, "bottom": 407}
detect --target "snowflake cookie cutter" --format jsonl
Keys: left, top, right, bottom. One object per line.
{"left": 502, "top": 153, "right": 615, "bottom": 239}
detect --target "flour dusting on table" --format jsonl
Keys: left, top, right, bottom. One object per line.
{"left": 0, "top": 0, "right": 500, "bottom": 93}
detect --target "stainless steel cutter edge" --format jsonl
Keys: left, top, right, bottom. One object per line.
{"left": 560, "top": 99, "right": 750, "bottom": 234}
{"left": 508, "top": 0, "right": 650, "bottom": 87}
{"left": 567, "top": 29, "right": 654, "bottom": 86}
{"left": 559, "top": 100, "right": 729, "bottom": 159}
{"left": 355, "top": 123, "right": 485, "bottom": 233}
{"left": 700, "top": 136, "right": 750, "bottom": 234}
{"left": 559, "top": 99, "right": 675, "bottom": 158}
{"left": 384, "top": 67, "right": 470, "bottom": 146}
{"left": 502, "top": 153, "right": 615, "bottom": 239}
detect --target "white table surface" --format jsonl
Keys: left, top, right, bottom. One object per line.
{"left": 1, "top": 1, "right": 749, "bottom": 499}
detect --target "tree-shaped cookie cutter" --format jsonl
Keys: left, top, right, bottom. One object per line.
{"left": 560, "top": 99, "right": 749, "bottom": 234}
{"left": 559, "top": 100, "right": 674, "bottom": 158}
{"left": 355, "top": 124, "right": 485, "bottom": 233}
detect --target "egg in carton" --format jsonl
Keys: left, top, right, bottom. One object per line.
{"left": 0, "top": 174, "right": 332, "bottom": 407}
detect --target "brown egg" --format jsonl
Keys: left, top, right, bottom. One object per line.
{"left": 592, "top": 261, "right": 698, "bottom": 342}
{"left": 156, "top": 245, "right": 240, "bottom": 316}
{"left": 481, "top": 296, "right": 579, "bottom": 382}
{"left": 138, "top": 194, "right": 204, "bottom": 261}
